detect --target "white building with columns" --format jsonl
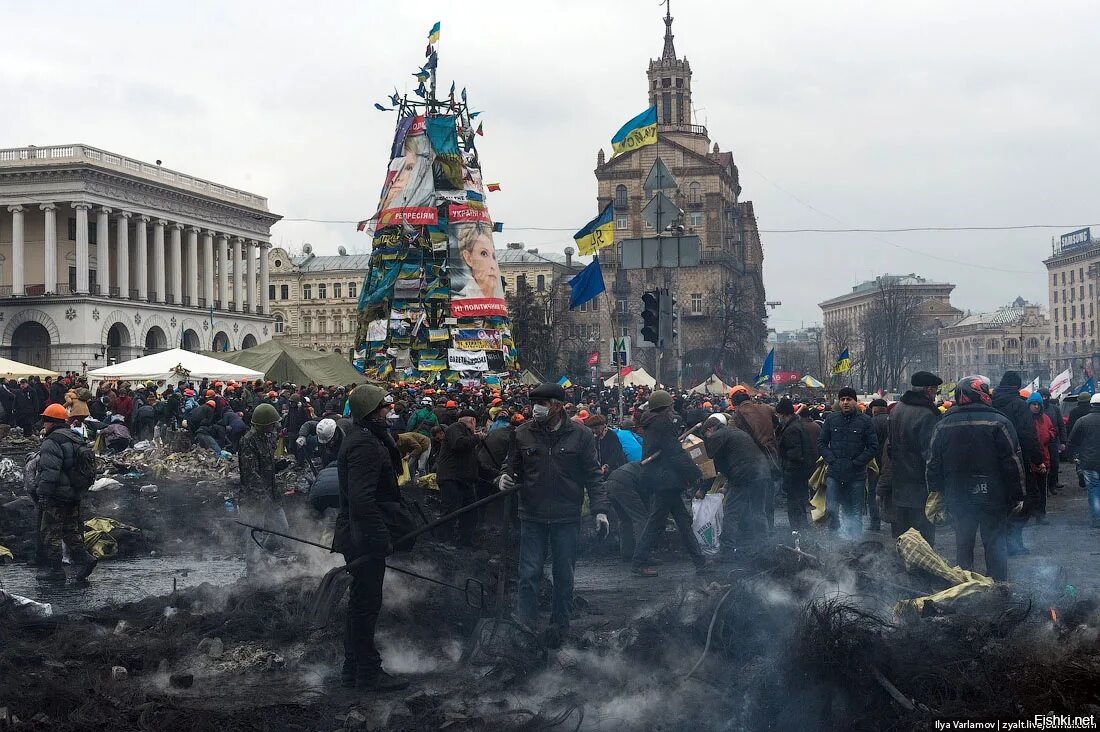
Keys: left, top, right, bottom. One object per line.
{"left": 0, "top": 144, "right": 279, "bottom": 372}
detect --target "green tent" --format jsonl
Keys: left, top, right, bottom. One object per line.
{"left": 203, "top": 340, "right": 368, "bottom": 386}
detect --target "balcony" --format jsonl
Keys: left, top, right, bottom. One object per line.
{"left": 89, "top": 284, "right": 101, "bottom": 295}
{"left": 242, "top": 304, "right": 251, "bottom": 313}
{"left": 227, "top": 301, "right": 236, "bottom": 312}
{"left": 198, "top": 297, "right": 206, "bottom": 308}
{"left": 129, "top": 289, "right": 140, "bottom": 300}
{"left": 658, "top": 122, "right": 708, "bottom": 137}
{"left": 165, "top": 294, "right": 175, "bottom": 304}
{"left": 182, "top": 295, "right": 191, "bottom": 307}
{"left": 214, "top": 300, "right": 222, "bottom": 310}
{"left": 149, "top": 291, "right": 158, "bottom": 302}
{"left": 109, "top": 286, "right": 120, "bottom": 298}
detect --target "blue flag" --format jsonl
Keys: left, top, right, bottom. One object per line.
{"left": 1075, "top": 377, "right": 1095, "bottom": 395}
{"left": 568, "top": 257, "right": 606, "bottom": 310}
{"left": 754, "top": 348, "right": 775, "bottom": 387}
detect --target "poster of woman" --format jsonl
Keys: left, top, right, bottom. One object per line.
{"left": 372, "top": 126, "right": 437, "bottom": 231}
{"left": 448, "top": 210, "right": 506, "bottom": 318}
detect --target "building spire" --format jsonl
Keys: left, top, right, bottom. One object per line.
{"left": 661, "top": 0, "right": 676, "bottom": 61}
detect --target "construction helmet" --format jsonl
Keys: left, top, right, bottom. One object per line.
{"left": 41, "top": 403, "right": 68, "bottom": 422}
{"left": 251, "top": 403, "right": 281, "bottom": 427}
{"left": 647, "top": 389, "right": 673, "bottom": 410}
{"left": 316, "top": 418, "right": 337, "bottom": 444}
{"left": 349, "top": 384, "right": 388, "bottom": 419}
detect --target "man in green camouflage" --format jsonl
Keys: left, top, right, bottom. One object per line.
{"left": 237, "top": 403, "right": 288, "bottom": 575}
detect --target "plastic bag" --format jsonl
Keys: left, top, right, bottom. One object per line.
{"left": 691, "top": 493, "right": 723, "bottom": 556}
{"left": 925, "top": 491, "right": 947, "bottom": 525}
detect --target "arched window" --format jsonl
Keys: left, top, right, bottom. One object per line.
{"left": 274, "top": 313, "right": 284, "bottom": 334}
{"left": 987, "top": 339, "right": 998, "bottom": 350}
{"left": 1026, "top": 337, "right": 1040, "bottom": 349}
{"left": 1005, "top": 338, "right": 1019, "bottom": 349}
{"left": 688, "top": 182, "right": 701, "bottom": 205}
{"left": 536, "top": 274, "right": 546, "bottom": 292}
{"left": 615, "top": 185, "right": 628, "bottom": 209}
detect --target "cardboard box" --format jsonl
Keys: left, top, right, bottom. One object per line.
{"left": 698, "top": 459, "right": 717, "bottom": 480}
{"left": 681, "top": 434, "right": 709, "bottom": 466}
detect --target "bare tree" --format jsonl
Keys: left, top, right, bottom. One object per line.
{"left": 858, "top": 280, "right": 926, "bottom": 392}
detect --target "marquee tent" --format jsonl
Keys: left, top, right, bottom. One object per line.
{"left": 690, "top": 374, "right": 732, "bottom": 395}
{"left": 603, "top": 367, "right": 656, "bottom": 388}
{"left": 87, "top": 349, "right": 263, "bottom": 386}
{"left": 0, "top": 357, "right": 59, "bottom": 379}
{"left": 203, "top": 340, "right": 367, "bottom": 386}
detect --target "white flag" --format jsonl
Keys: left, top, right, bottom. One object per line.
{"left": 1025, "top": 376, "right": 1041, "bottom": 394}
{"left": 1050, "top": 368, "right": 1072, "bottom": 399}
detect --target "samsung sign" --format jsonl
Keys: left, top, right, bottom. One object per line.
{"left": 1060, "top": 227, "right": 1092, "bottom": 252}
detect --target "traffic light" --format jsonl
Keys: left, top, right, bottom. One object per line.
{"left": 640, "top": 290, "right": 660, "bottom": 345}
{"left": 658, "top": 287, "right": 677, "bottom": 347}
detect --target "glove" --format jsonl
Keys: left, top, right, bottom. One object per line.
{"left": 1011, "top": 501, "right": 1026, "bottom": 517}
{"left": 595, "top": 513, "right": 609, "bottom": 537}
{"left": 497, "top": 473, "right": 516, "bottom": 492}
{"left": 295, "top": 437, "right": 306, "bottom": 448}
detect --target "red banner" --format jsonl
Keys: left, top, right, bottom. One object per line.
{"left": 448, "top": 204, "right": 492, "bottom": 224}
{"left": 377, "top": 207, "right": 438, "bottom": 227}
{"left": 587, "top": 351, "right": 600, "bottom": 366}
{"left": 450, "top": 298, "right": 508, "bottom": 318}
{"left": 408, "top": 115, "right": 426, "bottom": 135}
{"left": 773, "top": 370, "right": 802, "bottom": 386}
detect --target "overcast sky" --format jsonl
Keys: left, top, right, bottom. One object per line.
{"left": 3, "top": 0, "right": 1098, "bottom": 328}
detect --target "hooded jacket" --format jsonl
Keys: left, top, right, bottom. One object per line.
{"left": 435, "top": 421, "right": 480, "bottom": 483}
{"left": 37, "top": 426, "right": 90, "bottom": 503}
{"left": 776, "top": 414, "right": 817, "bottom": 479}
{"left": 334, "top": 419, "right": 401, "bottom": 558}
{"left": 927, "top": 403, "right": 1024, "bottom": 510}
{"left": 887, "top": 389, "right": 941, "bottom": 508}
{"left": 502, "top": 415, "right": 609, "bottom": 523}
{"left": 640, "top": 409, "right": 702, "bottom": 492}
{"left": 1068, "top": 406, "right": 1100, "bottom": 472}
{"left": 991, "top": 385, "right": 1041, "bottom": 469}
{"left": 705, "top": 424, "right": 771, "bottom": 484}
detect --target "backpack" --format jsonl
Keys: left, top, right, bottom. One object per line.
{"left": 70, "top": 443, "right": 98, "bottom": 491}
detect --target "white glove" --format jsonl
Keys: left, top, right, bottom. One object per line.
{"left": 295, "top": 437, "right": 306, "bottom": 447}
{"left": 595, "top": 513, "right": 609, "bottom": 537}
{"left": 497, "top": 473, "right": 516, "bottom": 492}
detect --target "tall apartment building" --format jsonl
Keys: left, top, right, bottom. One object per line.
{"left": 267, "top": 245, "right": 366, "bottom": 355}
{"left": 1044, "top": 228, "right": 1098, "bottom": 379}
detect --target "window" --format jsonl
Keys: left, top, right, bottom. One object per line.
{"left": 1027, "top": 337, "right": 1040, "bottom": 349}
{"left": 1071, "top": 270, "right": 1076, "bottom": 283}
{"left": 579, "top": 300, "right": 588, "bottom": 313}
{"left": 517, "top": 274, "right": 526, "bottom": 290}
{"left": 1053, "top": 291, "right": 1058, "bottom": 303}
{"left": 662, "top": 91, "right": 671, "bottom": 122}
{"left": 987, "top": 339, "right": 998, "bottom": 350}
{"left": 335, "top": 319, "right": 343, "bottom": 333}
{"left": 1064, "top": 324, "right": 1068, "bottom": 337}
{"left": 1073, "top": 323, "right": 1078, "bottom": 337}
{"left": 319, "top": 319, "right": 326, "bottom": 334}
{"left": 1081, "top": 285, "right": 1085, "bottom": 299}
{"left": 1091, "top": 284, "right": 1095, "bottom": 298}
{"left": 1062, "top": 272, "right": 1066, "bottom": 285}
{"left": 268, "top": 284, "right": 276, "bottom": 300}
{"left": 1006, "top": 338, "right": 1018, "bottom": 349}
{"left": 348, "top": 282, "right": 357, "bottom": 299}
{"left": 689, "top": 212, "right": 703, "bottom": 228}
{"left": 1071, "top": 288, "right": 1076, "bottom": 302}
{"left": 644, "top": 219, "right": 654, "bottom": 230}
{"left": 303, "top": 318, "right": 312, "bottom": 334}
{"left": 274, "top": 314, "right": 284, "bottom": 333}
{"left": 1052, "top": 274, "right": 1057, "bottom": 286}
{"left": 616, "top": 216, "right": 628, "bottom": 230}
{"left": 333, "top": 283, "right": 341, "bottom": 298}
{"left": 676, "top": 78, "right": 683, "bottom": 88}
{"left": 536, "top": 274, "right": 545, "bottom": 292}
{"left": 318, "top": 283, "right": 326, "bottom": 299}
{"left": 1080, "top": 267, "right": 1085, "bottom": 280}
{"left": 616, "top": 298, "right": 627, "bottom": 314}
{"left": 688, "top": 182, "right": 701, "bottom": 204}
{"left": 280, "top": 284, "right": 289, "bottom": 300}
{"left": 303, "top": 284, "right": 312, "bottom": 300}
{"left": 615, "top": 185, "right": 628, "bottom": 209}
{"left": 691, "top": 293, "right": 703, "bottom": 314}
{"left": 1072, "top": 305, "right": 1077, "bottom": 319}
{"left": 675, "top": 93, "right": 684, "bottom": 124}
{"left": 661, "top": 78, "right": 671, "bottom": 88}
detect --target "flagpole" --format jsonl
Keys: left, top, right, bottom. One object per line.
{"left": 602, "top": 275, "right": 625, "bottom": 422}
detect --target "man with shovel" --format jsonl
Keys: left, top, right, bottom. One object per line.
{"left": 498, "top": 382, "right": 610, "bottom": 648}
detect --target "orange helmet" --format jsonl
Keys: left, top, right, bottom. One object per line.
{"left": 446, "top": 400, "right": 457, "bottom": 408}
{"left": 42, "top": 404, "right": 68, "bottom": 421}
{"left": 702, "top": 401, "right": 713, "bottom": 408}
{"left": 1018, "top": 389, "right": 1030, "bottom": 398}
{"left": 729, "top": 385, "right": 749, "bottom": 397}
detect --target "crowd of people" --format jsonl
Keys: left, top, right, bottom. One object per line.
{"left": 17, "top": 366, "right": 1097, "bottom": 689}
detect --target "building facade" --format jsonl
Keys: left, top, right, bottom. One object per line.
{"left": 1043, "top": 228, "right": 1099, "bottom": 379}
{"left": 267, "top": 245, "right": 367, "bottom": 355}
{"left": 0, "top": 144, "right": 278, "bottom": 372}
{"left": 584, "top": 7, "right": 767, "bottom": 387}
{"left": 938, "top": 299, "right": 1051, "bottom": 385}
{"left": 819, "top": 273, "right": 961, "bottom": 388}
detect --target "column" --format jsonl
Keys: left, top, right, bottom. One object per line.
{"left": 245, "top": 240, "right": 257, "bottom": 312}
{"left": 41, "top": 204, "right": 57, "bottom": 294}
{"left": 116, "top": 212, "right": 131, "bottom": 299}
{"left": 187, "top": 227, "right": 200, "bottom": 307}
{"left": 153, "top": 219, "right": 166, "bottom": 302}
{"left": 135, "top": 216, "right": 149, "bottom": 301}
{"left": 7, "top": 206, "right": 24, "bottom": 295}
{"left": 202, "top": 231, "right": 214, "bottom": 307}
{"left": 96, "top": 207, "right": 111, "bottom": 295}
{"left": 232, "top": 237, "right": 243, "bottom": 310}
{"left": 259, "top": 242, "right": 270, "bottom": 315}
{"left": 169, "top": 223, "right": 183, "bottom": 304}
{"left": 73, "top": 203, "right": 92, "bottom": 294}
{"left": 217, "top": 234, "right": 229, "bottom": 308}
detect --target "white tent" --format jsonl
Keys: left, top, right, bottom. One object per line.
{"left": 87, "top": 348, "right": 263, "bottom": 386}
{"left": 0, "top": 357, "right": 59, "bottom": 379}
{"left": 603, "top": 367, "right": 657, "bottom": 388}
{"left": 689, "top": 374, "right": 731, "bottom": 395}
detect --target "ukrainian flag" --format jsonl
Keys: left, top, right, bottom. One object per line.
{"left": 558, "top": 376, "right": 573, "bottom": 388}
{"left": 427, "top": 21, "right": 441, "bottom": 43}
{"left": 573, "top": 203, "right": 615, "bottom": 256}
{"left": 832, "top": 348, "right": 851, "bottom": 375}
{"left": 611, "top": 105, "right": 657, "bottom": 157}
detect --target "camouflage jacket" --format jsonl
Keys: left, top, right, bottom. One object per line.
{"left": 237, "top": 428, "right": 277, "bottom": 502}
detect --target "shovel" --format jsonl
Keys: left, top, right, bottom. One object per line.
{"left": 235, "top": 520, "right": 490, "bottom": 613}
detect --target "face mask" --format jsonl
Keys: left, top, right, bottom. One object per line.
{"left": 532, "top": 404, "right": 551, "bottom": 422}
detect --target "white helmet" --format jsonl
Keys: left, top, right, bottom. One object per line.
{"left": 421, "top": 397, "right": 433, "bottom": 406}
{"left": 705, "top": 413, "right": 728, "bottom": 428}
{"left": 1091, "top": 393, "right": 1100, "bottom": 405}
{"left": 316, "top": 418, "right": 337, "bottom": 444}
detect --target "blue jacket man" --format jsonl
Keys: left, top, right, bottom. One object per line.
{"left": 818, "top": 387, "right": 878, "bottom": 537}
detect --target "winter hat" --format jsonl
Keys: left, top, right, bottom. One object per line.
{"left": 999, "top": 371, "right": 1023, "bottom": 389}
{"left": 838, "top": 387, "right": 858, "bottom": 400}
{"left": 1079, "top": 392, "right": 1093, "bottom": 404}
{"left": 776, "top": 398, "right": 795, "bottom": 415}
{"left": 869, "top": 398, "right": 888, "bottom": 409}
{"left": 1026, "top": 391, "right": 1043, "bottom": 405}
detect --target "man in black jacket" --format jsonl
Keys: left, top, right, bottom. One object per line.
{"left": 776, "top": 398, "right": 814, "bottom": 529}
{"left": 927, "top": 376, "right": 1023, "bottom": 581}
{"left": 1067, "top": 392, "right": 1091, "bottom": 439}
{"left": 605, "top": 461, "right": 650, "bottom": 562}
{"left": 819, "top": 387, "right": 878, "bottom": 538}
{"left": 332, "top": 385, "right": 409, "bottom": 692}
{"left": 631, "top": 390, "right": 708, "bottom": 576}
{"left": 12, "top": 379, "right": 39, "bottom": 434}
{"left": 435, "top": 410, "right": 484, "bottom": 547}
{"left": 887, "top": 372, "right": 942, "bottom": 544}
{"left": 991, "top": 371, "right": 1041, "bottom": 554}
{"left": 1067, "top": 393, "right": 1100, "bottom": 528}
{"left": 35, "top": 404, "right": 98, "bottom": 580}
{"left": 705, "top": 412, "right": 771, "bottom": 546}
{"left": 498, "top": 383, "right": 608, "bottom": 643}
{"left": 585, "top": 414, "right": 628, "bottom": 476}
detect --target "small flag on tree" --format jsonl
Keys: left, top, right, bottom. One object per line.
{"left": 475, "top": 122, "right": 483, "bottom": 136}
{"left": 486, "top": 182, "right": 501, "bottom": 192}
{"left": 427, "top": 21, "right": 441, "bottom": 43}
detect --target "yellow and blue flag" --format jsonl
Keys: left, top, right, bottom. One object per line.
{"left": 573, "top": 203, "right": 615, "bottom": 256}
{"left": 755, "top": 348, "right": 775, "bottom": 387}
{"left": 611, "top": 105, "right": 657, "bottom": 157}
{"left": 428, "top": 22, "right": 441, "bottom": 43}
{"left": 832, "top": 348, "right": 851, "bottom": 375}
{"left": 558, "top": 376, "right": 573, "bottom": 388}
